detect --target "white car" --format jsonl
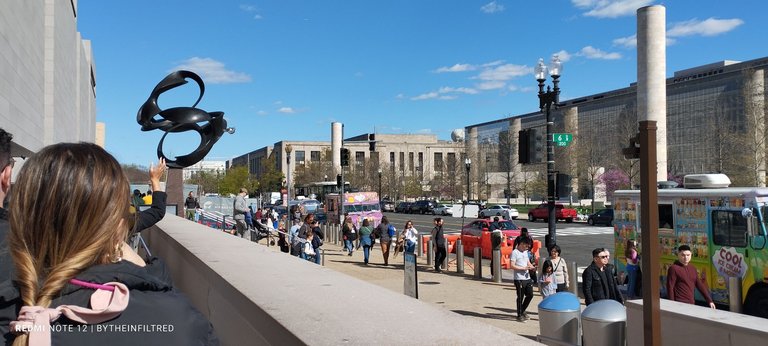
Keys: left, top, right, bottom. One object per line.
{"left": 478, "top": 205, "right": 519, "bottom": 219}
{"left": 432, "top": 204, "right": 454, "bottom": 216}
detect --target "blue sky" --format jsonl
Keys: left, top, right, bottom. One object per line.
{"left": 77, "top": 0, "right": 767, "bottom": 166}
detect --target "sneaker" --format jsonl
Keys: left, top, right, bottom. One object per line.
{"left": 435, "top": 268, "right": 442, "bottom": 273}
{"left": 523, "top": 313, "right": 530, "bottom": 320}
{"left": 348, "top": 252, "right": 353, "bottom": 256}
{"left": 516, "top": 315, "right": 525, "bottom": 322}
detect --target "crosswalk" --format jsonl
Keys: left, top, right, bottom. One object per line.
{"left": 525, "top": 226, "right": 614, "bottom": 238}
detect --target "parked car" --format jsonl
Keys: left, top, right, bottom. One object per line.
{"left": 478, "top": 205, "right": 519, "bottom": 219}
{"left": 432, "top": 204, "right": 453, "bottom": 216}
{"left": 587, "top": 208, "right": 614, "bottom": 226}
{"left": 460, "top": 219, "right": 521, "bottom": 249}
{"left": 410, "top": 200, "right": 436, "bottom": 214}
{"left": 380, "top": 201, "right": 395, "bottom": 212}
{"left": 395, "top": 202, "right": 412, "bottom": 213}
{"left": 527, "top": 203, "right": 578, "bottom": 223}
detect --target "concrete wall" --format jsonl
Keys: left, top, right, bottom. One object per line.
{"left": 626, "top": 299, "right": 767, "bottom": 346}
{"left": 0, "top": 0, "right": 96, "bottom": 154}
{"left": 145, "top": 216, "right": 540, "bottom": 345}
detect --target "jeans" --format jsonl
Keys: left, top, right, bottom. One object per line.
{"left": 405, "top": 240, "right": 416, "bottom": 254}
{"left": 344, "top": 240, "right": 354, "bottom": 254}
{"left": 626, "top": 264, "right": 639, "bottom": 298}
{"left": 363, "top": 245, "right": 371, "bottom": 264}
{"left": 514, "top": 279, "right": 534, "bottom": 317}
{"left": 314, "top": 248, "right": 322, "bottom": 265}
{"left": 434, "top": 245, "right": 447, "bottom": 271}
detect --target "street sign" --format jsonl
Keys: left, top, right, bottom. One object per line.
{"left": 554, "top": 133, "right": 573, "bottom": 146}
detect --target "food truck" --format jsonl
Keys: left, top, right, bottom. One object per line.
{"left": 325, "top": 191, "right": 382, "bottom": 227}
{"left": 613, "top": 174, "right": 768, "bottom": 312}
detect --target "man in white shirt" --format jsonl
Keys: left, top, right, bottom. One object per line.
{"left": 511, "top": 237, "right": 535, "bottom": 322}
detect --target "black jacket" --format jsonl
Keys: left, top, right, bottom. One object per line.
{"left": 582, "top": 262, "right": 623, "bottom": 305}
{"left": 136, "top": 191, "right": 167, "bottom": 233}
{"left": 0, "top": 258, "right": 217, "bottom": 345}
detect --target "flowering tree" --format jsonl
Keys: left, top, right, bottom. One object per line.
{"left": 599, "top": 168, "right": 630, "bottom": 200}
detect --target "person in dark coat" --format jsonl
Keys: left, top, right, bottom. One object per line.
{"left": 1, "top": 143, "right": 217, "bottom": 345}
{"left": 582, "top": 247, "right": 624, "bottom": 305}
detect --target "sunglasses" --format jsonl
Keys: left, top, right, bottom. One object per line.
{"left": 598, "top": 255, "right": 610, "bottom": 259}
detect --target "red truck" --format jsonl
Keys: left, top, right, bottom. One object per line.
{"left": 527, "top": 203, "right": 577, "bottom": 223}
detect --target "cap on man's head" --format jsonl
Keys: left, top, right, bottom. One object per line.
{"left": 240, "top": 187, "right": 248, "bottom": 194}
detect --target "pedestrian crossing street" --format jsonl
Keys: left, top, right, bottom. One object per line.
{"left": 526, "top": 226, "right": 614, "bottom": 238}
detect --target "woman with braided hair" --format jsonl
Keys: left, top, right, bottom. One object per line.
{"left": 3, "top": 143, "right": 217, "bottom": 345}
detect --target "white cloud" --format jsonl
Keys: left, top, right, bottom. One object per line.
{"left": 240, "top": 4, "right": 263, "bottom": 20}
{"left": 612, "top": 34, "right": 637, "bottom": 48}
{"left": 411, "top": 92, "right": 439, "bottom": 101}
{"left": 508, "top": 85, "right": 536, "bottom": 92}
{"left": 481, "top": 1, "right": 505, "bottom": 14}
{"left": 577, "top": 46, "right": 622, "bottom": 59}
{"left": 256, "top": 110, "right": 268, "bottom": 116}
{"left": 476, "top": 64, "right": 532, "bottom": 81}
{"left": 411, "top": 86, "right": 478, "bottom": 101}
{"left": 438, "top": 86, "right": 478, "bottom": 95}
{"left": 667, "top": 18, "right": 744, "bottom": 37}
{"left": 395, "top": 93, "right": 405, "bottom": 99}
{"left": 415, "top": 129, "right": 434, "bottom": 134}
{"left": 482, "top": 60, "right": 505, "bottom": 67}
{"left": 172, "top": 57, "right": 251, "bottom": 84}
{"left": 278, "top": 107, "right": 296, "bottom": 114}
{"left": 553, "top": 50, "right": 572, "bottom": 62}
{"left": 572, "top": 0, "right": 655, "bottom": 18}
{"left": 435, "top": 63, "right": 476, "bottom": 73}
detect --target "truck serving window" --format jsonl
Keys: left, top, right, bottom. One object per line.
{"left": 712, "top": 210, "right": 748, "bottom": 247}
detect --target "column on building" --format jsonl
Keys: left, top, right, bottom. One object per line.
{"left": 563, "top": 107, "right": 579, "bottom": 197}
{"left": 509, "top": 118, "right": 522, "bottom": 201}
{"left": 748, "top": 68, "right": 766, "bottom": 186}
{"left": 467, "top": 127, "right": 478, "bottom": 201}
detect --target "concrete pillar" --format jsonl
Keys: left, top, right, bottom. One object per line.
{"left": 748, "top": 69, "right": 766, "bottom": 186}
{"left": 563, "top": 107, "right": 579, "bottom": 198}
{"left": 167, "top": 168, "right": 184, "bottom": 217}
{"left": 467, "top": 127, "right": 478, "bottom": 200}
{"left": 637, "top": 5, "right": 667, "bottom": 181}
{"left": 331, "top": 122, "right": 342, "bottom": 176}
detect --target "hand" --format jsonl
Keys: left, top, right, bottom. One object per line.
{"left": 148, "top": 158, "right": 167, "bottom": 191}
{"left": 709, "top": 302, "right": 716, "bottom": 309}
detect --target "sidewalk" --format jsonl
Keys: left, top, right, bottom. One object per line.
{"left": 311, "top": 239, "right": 574, "bottom": 341}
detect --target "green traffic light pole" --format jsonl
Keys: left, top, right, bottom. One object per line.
{"left": 536, "top": 55, "right": 562, "bottom": 249}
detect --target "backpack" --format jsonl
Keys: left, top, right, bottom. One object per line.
{"left": 388, "top": 224, "right": 396, "bottom": 238}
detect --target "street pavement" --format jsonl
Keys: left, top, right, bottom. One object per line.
{"left": 310, "top": 237, "right": 587, "bottom": 342}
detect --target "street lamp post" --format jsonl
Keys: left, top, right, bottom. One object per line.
{"left": 536, "top": 55, "right": 562, "bottom": 249}
{"left": 378, "top": 168, "right": 383, "bottom": 200}
{"left": 463, "top": 158, "right": 471, "bottom": 228}
{"left": 285, "top": 144, "right": 293, "bottom": 232}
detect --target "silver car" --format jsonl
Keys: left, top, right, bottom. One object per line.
{"left": 432, "top": 204, "right": 454, "bottom": 216}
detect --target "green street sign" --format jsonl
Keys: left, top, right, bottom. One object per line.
{"left": 554, "top": 133, "right": 573, "bottom": 146}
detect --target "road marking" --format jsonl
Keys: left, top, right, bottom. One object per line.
{"left": 526, "top": 226, "right": 614, "bottom": 237}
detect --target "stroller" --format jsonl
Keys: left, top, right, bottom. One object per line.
{"left": 250, "top": 219, "right": 273, "bottom": 244}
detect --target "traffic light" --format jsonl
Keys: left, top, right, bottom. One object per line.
{"left": 529, "top": 128, "right": 544, "bottom": 163}
{"left": 368, "top": 134, "right": 376, "bottom": 152}
{"left": 622, "top": 136, "right": 640, "bottom": 160}
{"left": 518, "top": 130, "right": 530, "bottom": 164}
{"left": 336, "top": 174, "right": 343, "bottom": 188}
{"left": 340, "top": 148, "right": 350, "bottom": 166}
{"left": 556, "top": 173, "right": 572, "bottom": 199}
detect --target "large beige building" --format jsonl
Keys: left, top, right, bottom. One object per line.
{"left": 231, "top": 133, "right": 465, "bottom": 199}
{"left": 0, "top": 0, "right": 97, "bottom": 159}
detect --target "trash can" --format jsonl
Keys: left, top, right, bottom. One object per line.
{"left": 537, "top": 292, "right": 581, "bottom": 345}
{"left": 581, "top": 299, "right": 626, "bottom": 346}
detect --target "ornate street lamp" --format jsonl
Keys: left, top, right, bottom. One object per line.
{"left": 378, "top": 168, "right": 383, "bottom": 200}
{"left": 285, "top": 144, "right": 293, "bottom": 231}
{"left": 536, "top": 55, "right": 562, "bottom": 248}
{"left": 463, "top": 158, "right": 472, "bottom": 228}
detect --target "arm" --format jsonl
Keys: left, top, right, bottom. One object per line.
{"left": 582, "top": 268, "right": 594, "bottom": 305}
{"left": 136, "top": 159, "right": 167, "bottom": 232}
{"left": 694, "top": 271, "right": 717, "bottom": 309}
{"left": 510, "top": 252, "right": 527, "bottom": 271}
{"left": 666, "top": 266, "right": 677, "bottom": 301}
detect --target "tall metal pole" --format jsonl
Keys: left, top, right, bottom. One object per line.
{"left": 538, "top": 75, "right": 560, "bottom": 247}
{"left": 286, "top": 144, "right": 292, "bottom": 233}
{"left": 378, "top": 169, "right": 382, "bottom": 200}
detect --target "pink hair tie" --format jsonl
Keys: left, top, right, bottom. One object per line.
{"left": 69, "top": 279, "right": 115, "bottom": 291}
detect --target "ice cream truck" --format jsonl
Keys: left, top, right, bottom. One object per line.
{"left": 613, "top": 174, "right": 768, "bottom": 315}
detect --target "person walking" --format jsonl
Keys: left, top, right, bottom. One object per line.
{"left": 341, "top": 216, "right": 357, "bottom": 256}
{"left": 666, "top": 244, "right": 716, "bottom": 309}
{"left": 402, "top": 221, "right": 418, "bottom": 255}
{"left": 233, "top": 188, "right": 249, "bottom": 238}
{"left": 547, "top": 245, "right": 569, "bottom": 292}
{"left": 511, "top": 237, "right": 535, "bottom": 322}
{"left": 625, "top": 239, "right": 640, "bottom": 299}
{"left": 311, "top": 220, "right": 324, "bottom": 265}
{"left": 431, "top": 218, "right": 447, "bottom": 273}
{"left": 185, "top": 192, "right": 200, "bottom": 220}
{"left": 375, "top": 216, "right": 393, "bottom": 266}
{"left": 358, "top": 219, "right": 374, "bottom": 265}
{"left": 514, "top": 228, "right": 537, "bottom": 283}
{"left": 582, "top": 248, "right": 624, "bottom": 305}
{"left": 539, "top": 259, "right": 558, "bottom": 299}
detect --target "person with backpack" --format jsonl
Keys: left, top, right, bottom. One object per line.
{"left": 358, "top": 219, "right": 374, "bottom": 265}
{"left": 311, "top": 220, "right": 324, "bottom": 265}
{"left": 375, "top": 216, "right": 394, "bottom": 266}
{"left": 341, "top": 216, "right": 357, "bottom": 256}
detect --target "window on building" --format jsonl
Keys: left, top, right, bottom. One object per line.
{"left": 355, "top": 151, "right": 365, "bottom": 167}
{"left": 434, "top": 152, "right": 444, "bottom": 171}
{"left": 311, "top": 151, "right": 321, "bottom": 162}
{"left": 399, "top": 152, "right": 405, "bottom": 172}
{"left": 295, "top": 151, "right": 305, "bottom": 166}
{"left": 712, "top": 210, "right": 748, "bottom": 247}
{"left": 447, "top": 153, "right": 456, "bottom": 172}
{"left": 409, "top": 153, "right": 414, "bottom": 174}
{"left": 418, "top": 152, "right": 423, "bottom": 179}
{"left": 370, "top": 152, "right": 379, "bottom": 168}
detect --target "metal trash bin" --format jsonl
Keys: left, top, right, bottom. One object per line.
{"left": 581, "top": 299, "right": 626, "bottom": 346}
{"left": 537, "top": 292, "right": 581, "bottom": 345}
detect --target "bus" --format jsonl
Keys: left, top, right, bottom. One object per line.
{"left": 295, "top": 180, "right": 350, "bottom": 202}
{"left": 613, "top": 174, "right": 768, "bottom": 316}
{"left": 325, "top": 192, "right": 382, "bottom": 228}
